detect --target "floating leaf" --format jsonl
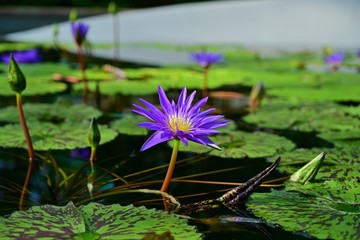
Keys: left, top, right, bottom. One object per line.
{"left": 111, "top": 115, "right": 149, "bottom": 136}
{"left": 0, "top": 103, "right": 101, "bottom": 124}
{"left": 0, "top": 202, "right": 201, "bottom": 239}
{"left": 247, "top": 190, "right": 360, "bottom": 240}
{"left": 243, "top": 101, "right": 360, "bottom": 133}
{"left": 174, "top": 130, "right": 295, "bottom": 159}
{"left": 273, "top": 147, "right": 359, "bottom": 181}
{"left": 0, "top": 122, "right": 117, "bottom": 150}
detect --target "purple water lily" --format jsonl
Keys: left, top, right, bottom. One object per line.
{"left": 71, "top": 22, "right": 89, "bottom": 46}
{"left": 190, "top": 51, "right": 223, "bottom": 68}
{"left": 0, "top": 49, "right": 42, "bottom": 64}
{"left": 324, "top": 52, "right": 344, "bottom": 66}
{"left": 132, "top": 86, "right": 227, "bottom": 151}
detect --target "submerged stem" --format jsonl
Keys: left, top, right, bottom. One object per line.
{"left": 19, "top": 159, "right": 34, "bottom": 210}
{"left": 90, "top": 146, "right": 96, "bottom": 174}
{"left": 160, "top": 139, "right": 180, "bottom": 192}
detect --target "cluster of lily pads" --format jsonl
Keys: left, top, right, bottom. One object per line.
{"left": 0, "top": 22, "right": 359, "bottom": 239}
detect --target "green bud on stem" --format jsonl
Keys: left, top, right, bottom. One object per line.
{"left": 290, "top": 152, "right": 326, "bottom": 184}
{"left": 88, "top": 117, "right": 101, "bottom": 148}
{"left": 69, "top": 9, "right": 78, "bottom": 22}
{"left": 108, "top": 2, "right": 118, "bottom": 15}
{"left": 8, "top": 54, "right": 26, "bottom": 94}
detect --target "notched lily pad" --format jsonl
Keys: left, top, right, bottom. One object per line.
{"left": 243, "top": 101, "right": 360, "bottom": 133}
{"left": 0, "top": 122, "right": 118, "bottom": 150}
{"left": 274, "top": 147, "right": 360, "bottom": 181}
{"left": 0, "top": 103, "right": 102, "bottom": 124}
{"left": 111, "top": 115, "right": 149, "bottom": 136}
{"left": 175, "top": 130, "right": 295, "bottom": 159}
{"left": 0, "top": 201, "right": 201, "bottom": 239}
{"left": 247, "top": 190, "right": 360, "bottom": 240}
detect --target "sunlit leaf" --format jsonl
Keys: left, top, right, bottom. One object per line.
{"left": 247, "top": 190, "right": 360, "bottom": 240}
{"left": 0, "top": 122, "right": 117, "bottom": 150}
{"left": 174, "top": 130, "right": 295, "bottom": 159}
{"left": 0, "top": 103, "right": 101, "bottom": 124}
{"left": 0, "top": 202, "right": 201, "bottom": 239}
{"left": 243, "top": 101, "right": 360, "bottom": 133}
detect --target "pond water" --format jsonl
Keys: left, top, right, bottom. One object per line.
{"left": 0, "top": 44, "right": 359, "bottom": 239}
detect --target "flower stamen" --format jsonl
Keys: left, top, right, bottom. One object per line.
{"left": 169, "top": 115, "right": 192, "bottom": 133}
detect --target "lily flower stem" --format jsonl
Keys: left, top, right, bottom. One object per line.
{"left": 160, "top": 139, "right": 180, "bottom": 193}
{"left": 90, "top": 147, "right": 96, "bottom": 174}
{"left": 203, "top": 65, "right": 209, "bottom": 97}
{"left": 16, "top": 93, "right": 35, "bottom": 210}
{"left": 16, "top": 94, "right": 35, "bottom": 160}
{"left": 113, "top": 14, "right": 120, "bottom": 65}
{"left": 77, "top": 45, "right": 89, "bottom": 104}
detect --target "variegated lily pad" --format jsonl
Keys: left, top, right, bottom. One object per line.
{"left": 273, "top": 147, "right": 359, "bottom": 181}
{"left": 76, "top": 67, "right": 244, "bottom": 96}
{"left": 0, "top": 201, "right": 201, "bottom": 239}
{"left": 0, "top": 122, "right": 117, "bottom": 150}
{"left": 247, "top": 190, "right": 360, "bottom": 240}
{"left": 0, "top": 103, "right": 101, "bottom": 124}
{"left": 174, "top": 130, "right": 295, "bottom": 159}
{"left": 243, "top": 101, "right": 360, "bottom": 133}
{"left": 111, "top": 115, "right": 149, "bottom": 136}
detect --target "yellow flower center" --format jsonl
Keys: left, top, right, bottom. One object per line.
{"left": 168, "top": 115, "right": 192, "bottom": 132}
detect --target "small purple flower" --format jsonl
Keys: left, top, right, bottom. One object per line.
{"left": 357, "top": 49, "right": 360, "bottom": 58}
{"left": 71, "top": 22, "right": 89, "bottom": 46}
{"left": 190, "top": 51, "right": 223, "bottom": 68}
{"left": 324, "top": 52, "right": 344, "bottom": 66}
{"left": 71, "top": 147, "right": 90, "bottom": 160}
{"left": 132, "top": 86, "right": 227, "bottom": 151}
{"left": 0, "top": 49, "right": 42, "bottom": 64}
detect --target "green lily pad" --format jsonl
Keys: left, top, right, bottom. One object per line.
{"left": 0, "top": 63, "right": 115, "bottom": 96}
{"left": 317, "top": 130, "right": 360, "bottom": 147}
{"left": 286, "top": 180, "right": 360, "bottom": 205}
{"left": 76, "top": 67, "right": 245, "bottom": 96}
{"left": 111, "top": 115, "right": 149, "bottom": 136}
{"left": 0, "top": 63, "right": 68, "bottom": 96}
{"left": 0, "top": 201, "right": 201, "bottom": 239}
{"left": 175, "top": 130, "right": 295, "bottom": 159}
{"left": 0, "top": 103, "right": 102, "bottom": 124}
{"left": 243, "top": 101, "right": 360, "bottom": 133}
{"left": 247, "top": 190, "right": 360, "bottom": 240}
{"left": 274, "top": 147, "right": 360, "bottom": 181}
{"left": 0, "top": 122, "right": 117, "bottom": 150}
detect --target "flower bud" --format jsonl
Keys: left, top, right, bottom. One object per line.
{"left": 108, "top": 2, "right": 118, "bottom": 15}
{"left": 69, "top": 9, "right": 78, "bottom": 22}
{"left": 88, "top": 117, "right": 101, "bottom": 148}
{"left": 8, "top": 54, "right": 26, "bottom": 94}
{"left": 290, "top": 152, "right": 326, "bottom": 184}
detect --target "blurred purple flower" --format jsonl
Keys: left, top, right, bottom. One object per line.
{"left": 71, "top": 22, "right": 89, "bottom": 46}
{"left": 0, "top": 48, "right": 42, "bottom": 64}
{"left": 190, "top": 51, "right": 223, "bottom": 68}
{"left": 132, "top": 86, "right": 227, "bottom": 151}
{"left": 357, "top": 49, "right": 360, "bottom": 58}
{"left": 71, "top": 147, "right": 90, "bottom": 160}
{"left": 324, "top": 52, "right": 344, "bottom": 66}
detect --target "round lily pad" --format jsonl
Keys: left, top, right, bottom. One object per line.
{"left": 0, "top": 201, "right": 201, "bottom": 239}
{"left": 175, "top": 130, "right": 295, "bottom": 159}
{"left": 0, "top": 103, "right": 102, "bottom": 124}
{"left": 0, "top": 122, "right": 118, "bottom": 150}
{"left": 111, "top": 115, "right": 149, "bottom": 136}
{"left": 274, "top": 147, "right": 360, "bottom": 181}
{"left": 247, "top": 190, "right": 360, "bottom": 240}
{"left": 243, "top": 101, "right": 360, "bottom": 133}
